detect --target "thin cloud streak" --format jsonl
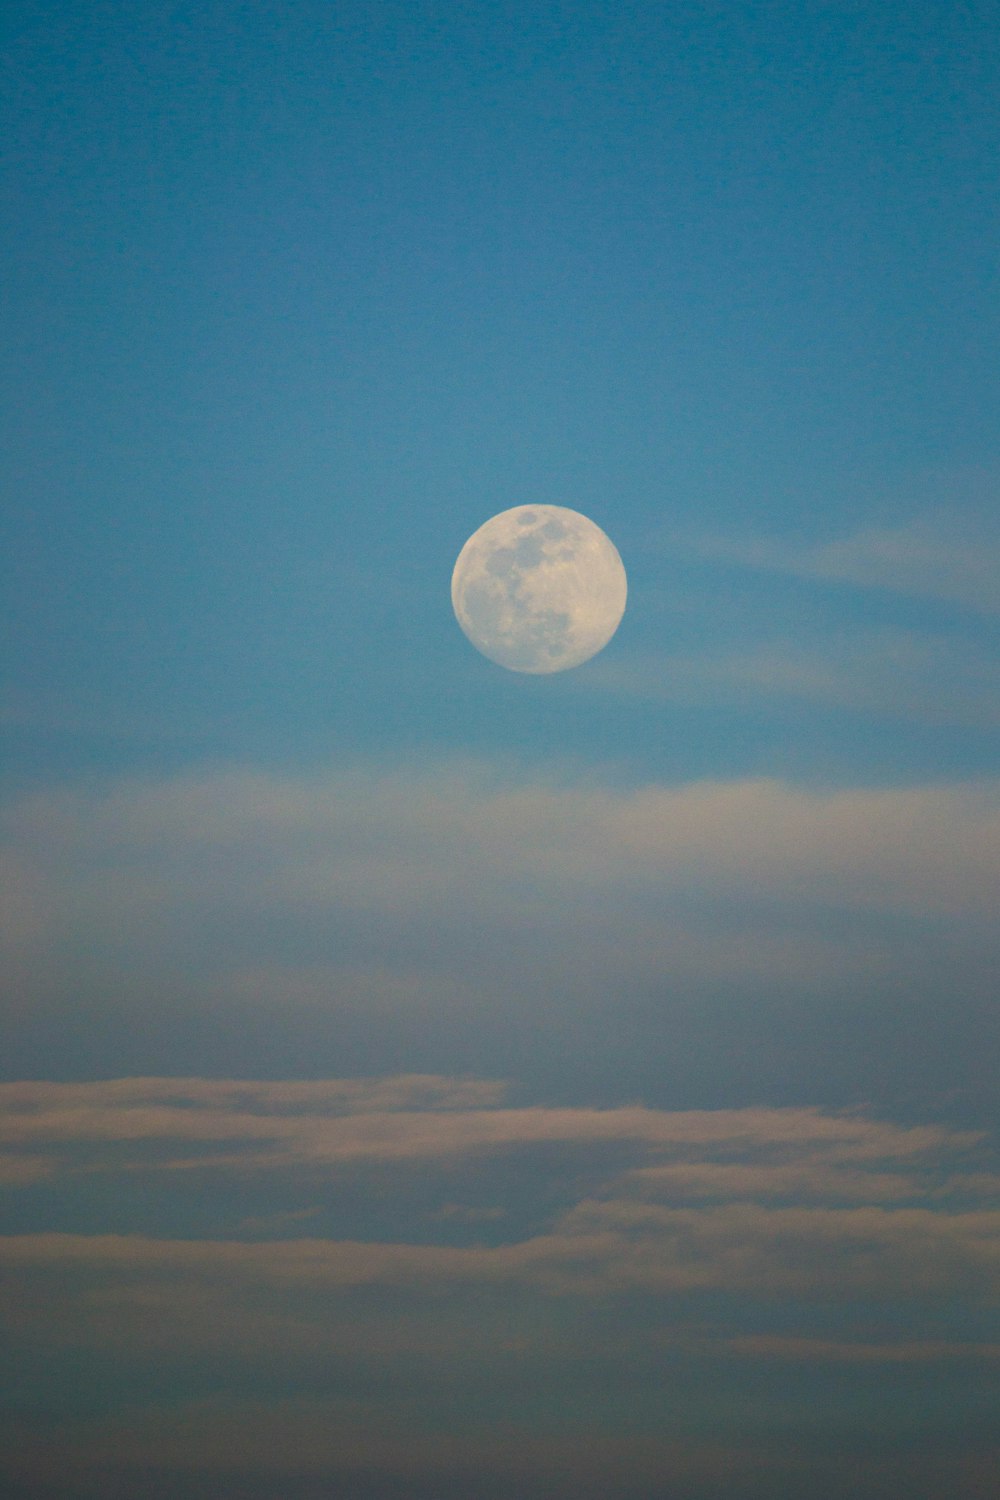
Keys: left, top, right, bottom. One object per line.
{"left": 727, "top": 1335, "right": 1000, "bottom": 1363}
{"left": 0, "top": 1080, "right": 981, "bottom": 1169}
{"left": 2, "top": 1079, "right": 998, "bottom": 1305}
{"left": 4, "top": 1203, "right": 1000, "bottom": 1300}
{"left": 689, "top": 518, "right": 1000, "bottom": 614}
{"left": 585, "top": 632, "right": 1000, "bottom": 728}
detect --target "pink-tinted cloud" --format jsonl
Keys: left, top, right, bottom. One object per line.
{"left": 0, "top": 1079, "right": 980, "bottom": 1174}
{"left": 3, "top": 1078, "right": 997, "bottom": 1391}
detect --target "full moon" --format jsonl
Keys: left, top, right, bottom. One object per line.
{"left": 451, "top": 505, "right": 627, "bottom": 673}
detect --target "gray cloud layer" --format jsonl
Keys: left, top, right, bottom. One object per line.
{"left": 5, "top": 765, "right": 997, "bottom": 966}
{"left": 2, "top": 1076, "right": 997, "bottom": 1302}
{"left": 3, "top": 1075, "right": 998, "bottom": 1498}
{"left": 4, "top": 760, "right": 997, "bottom": 1110}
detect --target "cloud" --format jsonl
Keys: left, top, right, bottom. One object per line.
{"left": 596, "top": 516, "right": 1000, "bottom": 726}
{"left": 3, "top": 765, "right": 997, "bottom": 982}
{"left": 625, "top": 1161, "right": 924, "bottom": 1201}
{"left": 1, "top": 1077, "right": 997, "bottom": 1308}
{"left": 586, "top": 629, "right": 1000, "bottom": 727}
{"left": 3, "top": 1077, "right": 998, "bottom": 1497}
{"left": 3, "top": 1200, "right": 1000, "bottom": 1303}
{"left": 0, "top": 1073, "right": 506, "bottom": 1119}
{"left": 691, "top": 518, "right": 1000, "bottom": 614}
{"left": 553, "top": 1199, "right": 1000, "bottom": 1298}
{"left": 0, "top": 1078, "right": 981, "bottom": 1171}
{"left": 727, "top": 1335, "right": 1000, "bottom": 1363}
{"left": 2, "top": 760, "right": 996, "bottom": 1125}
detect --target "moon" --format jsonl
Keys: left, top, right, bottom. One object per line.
{"left": 451, "top": 505, "right": 627, "bottom": 673}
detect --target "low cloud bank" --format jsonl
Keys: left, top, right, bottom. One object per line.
{"left": 2, "top": 1076, "right": 997, "bottom": 1303}
{"left": 3, "top": 1075, "right": 998, "bottom": 1499}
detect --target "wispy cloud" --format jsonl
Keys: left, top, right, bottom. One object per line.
{"left": 1, "top": 1077, "right": 996, "bottom": 1305}
{"left": 0, "top": 1078, "right": 979, "bottom": 1170}
{"left": 5, "top": 1200, "right": 1000, "bottom": 1301}
{"left": 727, "top": 1335, "right": 1000, "bottom": 1363}
{"left": 594, "top": 515, "right": 1000, "bottom": 725}
{"left": 690, "top": 518, "right": 1000, "bottom": 615}
{"left": 3, "top": 1076, "right": 997, "bottom": 1497}
{"left": 585, "top": 626, "right": 1000, "bottom": 727}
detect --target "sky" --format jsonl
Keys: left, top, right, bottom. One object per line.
{"left": 2, "top": 1, "right": 999, "bottom": 1495}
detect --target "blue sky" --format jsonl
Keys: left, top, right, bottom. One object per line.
{"left": 2, "top": 2, "right": 999, "bottom": 1496}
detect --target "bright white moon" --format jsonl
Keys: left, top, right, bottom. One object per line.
{"left": 451, "top": 505, "right": 627, "bottom": 673}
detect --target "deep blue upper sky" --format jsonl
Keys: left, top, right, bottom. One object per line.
{"left": 4, "top": 0, "right": 998, "bottom": 787}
